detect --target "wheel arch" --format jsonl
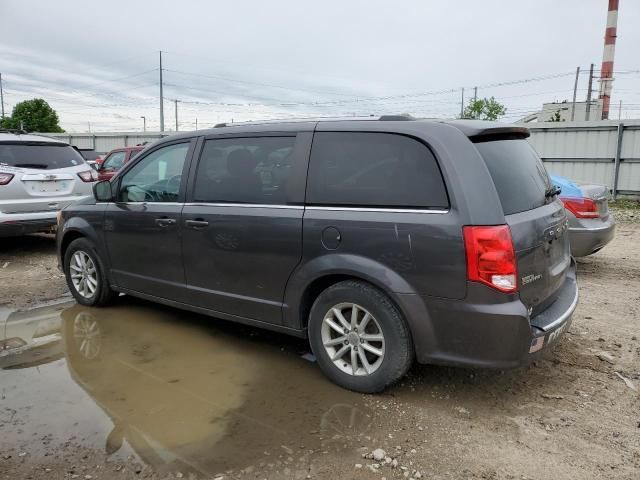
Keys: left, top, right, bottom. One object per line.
{"left": 283, "top": 254, "right": 438, "bottom": 358}
{"left": 60, "top": 229, "right": 87, "bottom": 266}
{"left": 59, "top": 217, "right": 104, "bottom": 273}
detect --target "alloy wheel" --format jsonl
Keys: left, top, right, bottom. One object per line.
{"left": 321, "top": 302, "right": 385, "bottom": 376}
{"left": 69, "top": 250, "right": 98, "bottom": 299}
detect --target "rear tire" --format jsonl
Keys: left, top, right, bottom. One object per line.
{"left": 308, "top": 280, "right": 414, "bottom": 393}
{"left": 64, "top": 238, "right": 115, "bottom": 307}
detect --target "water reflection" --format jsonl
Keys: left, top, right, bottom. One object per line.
{"left": 0, "top": 298, "right": 371, "bottom": 478}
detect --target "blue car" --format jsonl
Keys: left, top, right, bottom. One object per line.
{"left": 550, "top": 173, "right": 615, "bottom": 257}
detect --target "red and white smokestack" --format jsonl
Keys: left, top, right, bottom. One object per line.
{"left": 599, "top": 0, "right": 619, "bottom": 120}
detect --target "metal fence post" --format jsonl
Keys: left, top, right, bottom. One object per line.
{"left": 612, "top": 122, "right": 624, "bottom": 200}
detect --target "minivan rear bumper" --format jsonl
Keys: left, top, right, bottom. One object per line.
{"left": 411, "top": 259, "right": 578, "bottom": 368}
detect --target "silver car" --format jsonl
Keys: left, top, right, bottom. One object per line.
{"left": 0, "top": 131, "right": 96, "bottom": 236}
{"left": 551, "top": 174, "right": 615, "bottom": 257}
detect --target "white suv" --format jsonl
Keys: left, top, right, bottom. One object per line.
{"left": 0, "top": 130, "right": 96, "bottom": 236}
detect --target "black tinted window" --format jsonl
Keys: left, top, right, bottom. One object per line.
{"left": 79, "top": 150, "right": 101, "bottom": 161}
{"left": 307, "top": 132, "right": 448, "bottom": 208}
{"left": 0, "top": 142, "right": 85, "bottom": 169}
{"left": 193, "top": 136, "right": 296, "bottom": 205}
{"left": 475, "top": 139, "right": 552, "bottom": 215}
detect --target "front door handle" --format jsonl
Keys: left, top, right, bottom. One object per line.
{"left": 185, "top": 219, "right": 209, "bottom": 229}
{"left": 155, "top": 217, "right": 176, "bottom": 227}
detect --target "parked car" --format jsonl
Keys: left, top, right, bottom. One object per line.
{"left": 550, "top": 174, "right": 615, "bottom": 257}
{"left": 97, "top": 146, "right": 145, "bottom": 181}
{"left": 0, "top": 131, "right": 97, "bottom": 237}
{"left": 57, "top": 117, "right": 578, "bottom": 393}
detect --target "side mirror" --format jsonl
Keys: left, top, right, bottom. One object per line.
{"left": 93, "top": 180, "right": 113, "bottom": 202}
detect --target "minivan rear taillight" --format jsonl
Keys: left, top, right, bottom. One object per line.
{"left": 0, "top": 173, "right": 14, "bottom": 185}
{"left": 463, "top": 225, "right": 518, "bottom": 293}
{"left": 560, "top": 196, "right": 599, "bottom": 218}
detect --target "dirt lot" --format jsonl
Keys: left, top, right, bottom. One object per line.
{"left": 1, "top": 207, "right": 639, "bottom": 480}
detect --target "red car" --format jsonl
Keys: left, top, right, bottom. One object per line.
{"left": 97, "top": 146, "right": 145, "bottom": 181}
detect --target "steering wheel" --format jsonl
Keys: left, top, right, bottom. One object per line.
{"left": 166, "top": 174, "right": 182, "bottom": 194}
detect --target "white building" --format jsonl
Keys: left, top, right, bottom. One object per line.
{"left": 518, "top": 101, "right": 602, "bottom": 123}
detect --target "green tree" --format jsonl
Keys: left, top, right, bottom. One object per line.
{"left": 0, "top": 98, "right": 65, "bottom": 132}
{"left": 462, "top": 96, "right": 506, "bottom": 121}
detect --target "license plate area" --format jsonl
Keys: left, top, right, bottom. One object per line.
{"left": 27, "top": 180, "right": 70, "bottom": 193}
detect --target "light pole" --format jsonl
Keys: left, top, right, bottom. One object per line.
{"left": 140, "top": 116, "right": 146, "bottom": 132}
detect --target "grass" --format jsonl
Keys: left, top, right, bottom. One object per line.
{"left": 609, "top": 199, "right": 640, "bottom": 210}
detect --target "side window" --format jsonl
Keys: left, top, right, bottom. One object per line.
{"left": 193, "top": 136, "right": 296, "bottom": 205}
{"left": 101, "top": 151, "right": 126, "bottom": 170}
{"left": 117, "top": 142, "right": 190, "bottom": 203}
{"left": 307, "top": 132, "right": 448, "bottom": 209}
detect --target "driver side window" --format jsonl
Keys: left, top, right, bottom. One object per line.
{"left": 117, "top": 142, "right": 190, "bottom": 203}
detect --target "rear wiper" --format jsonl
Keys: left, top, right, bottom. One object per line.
{"left": 545, "top": 185, "right": 561, "bottom": 198}
{"left": 13, "top": 163, "right": 49, "bottom": 169}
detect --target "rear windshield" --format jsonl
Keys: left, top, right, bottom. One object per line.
{"left": 475, "top": 139, "right": 552, "bottom": 215}
{"left": 0, "top": 142, "right": 85, "bottom": 170}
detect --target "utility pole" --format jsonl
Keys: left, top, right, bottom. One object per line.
{"left": 473, "top": 86, "right": 477, "bottom": 103}
{"left": 88, "top": 121, "right": 91, "bottom": 132}
{"left": 618, "top": 99, "right": 622, "bottom": 119}
{"left": 585, "top": 63, "right": 594, "bottom": 121}
{"left": 195, "top": 118, "right": 198, "bottom": 130}
{"left": 0, "top": 72, "right": 4, "bottom": 118}
{"left": 570, "top": 66, "right": 580, "bottom": 121}
{"left": 140, "top": 116, "right": 146, "bottom": 132}
{"left": 159, "top": 51, "right": 165, "bottom": 132}
{"left": 460, "top": 87, "right": 465, "bottom": 118}
{"left": 173, "top": 99, "right": 179, "bottom": 131}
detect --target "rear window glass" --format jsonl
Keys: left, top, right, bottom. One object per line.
{"left": 0, "top": 142, "right": 85, "bottom": 169}
{"left": 475, "top": 139, "right": 552, "bottom": 215}
{"left": 307, "top": 132, "right": 448, "bottom": 209}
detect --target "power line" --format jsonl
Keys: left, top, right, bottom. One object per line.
{"left": 164, "top": 68, "right": 358, "bottom": 97}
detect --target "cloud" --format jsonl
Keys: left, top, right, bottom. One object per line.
{"left": 1, "top": 0, "right": 639, "bottom": 131}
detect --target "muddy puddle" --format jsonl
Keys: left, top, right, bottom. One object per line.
{"left": 0, "top": 298, "right": 372, "bottom": 478}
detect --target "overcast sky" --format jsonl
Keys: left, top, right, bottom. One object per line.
{"left": 1, "top": 0, "right": 639, "bottom": 132}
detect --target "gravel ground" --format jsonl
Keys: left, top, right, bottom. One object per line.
{"left": 1, "top": 206, "right": 639, "bottom": 480}
{"left": 0, "top": 234, "right": 69, "bottom": 309}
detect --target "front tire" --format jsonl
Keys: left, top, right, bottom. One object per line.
{"left": 64, "top": 238, "right": 115, "bottom": 307}
{"left": 308, "top": 280, "right": 414, "bottom": 393}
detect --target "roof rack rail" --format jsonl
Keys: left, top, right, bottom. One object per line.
{"left": 378, "top": 114, "right": 415, "bottom": 121}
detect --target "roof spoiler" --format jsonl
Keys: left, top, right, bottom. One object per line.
{"left": 443, "top": 121, "right": 530, "bottom": 142}
{"left": 468, "top": 126, "right": 530, "bottom": 143}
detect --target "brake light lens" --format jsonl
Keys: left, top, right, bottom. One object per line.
{"left": 77, "top": 170, "right": 97, "bottom": 182}
{"left": 463, "top": 225, "right": 518, "bottom": 293}
{"left": 0, "top": 173, "right": 14, "bottom": 185}
{"left": 560, "top": 196, "right": 599, "bottom": 218}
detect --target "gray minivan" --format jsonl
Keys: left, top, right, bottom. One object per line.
{"left": 57, "top": 117, "right": 578, "bottom": 393}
